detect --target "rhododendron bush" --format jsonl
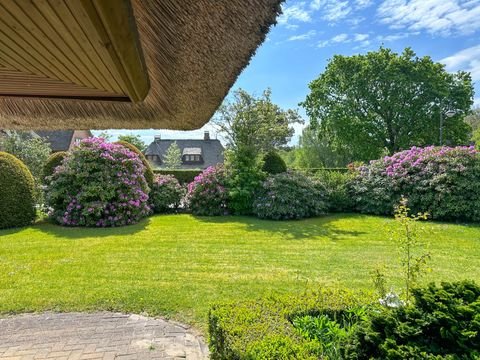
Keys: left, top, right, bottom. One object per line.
{"left": 150, "top": 174, "right": 184, "bottom": 213}
{"left": 45, "top": 138, "right": 150, "bottom": 227}
{"left": 350, "top": 146, "right": 480, "bottom": 221}
{"left": 186, "top": 165, "right": 228, "bottom": 216}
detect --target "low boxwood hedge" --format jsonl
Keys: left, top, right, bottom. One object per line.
{"left": 208, "top": 289, "right": 369, "bottom": 359}
{"left": 154, "top": 169, "right": 202, "bottom": 184}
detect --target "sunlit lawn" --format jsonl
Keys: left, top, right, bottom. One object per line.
{"left": 1, "top": 214, "right": 479, "bottom": 332}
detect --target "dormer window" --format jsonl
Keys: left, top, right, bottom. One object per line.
{"left": 182, "top": 147, "right": 203, "bottom": 164}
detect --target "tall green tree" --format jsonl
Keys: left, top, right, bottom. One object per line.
{"left": 301, "top": 47, "right": 474, "bottom": 161}
{"left": 118, "top": 134, "right": 146, "bottom": 152}
{"left": 214, "top": 88, "right": 302, "bottom": 214}
{"left": 163, "top": 142, "right": 182, "bottom": 169}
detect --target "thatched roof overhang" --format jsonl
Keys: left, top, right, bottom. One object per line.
{"left": 0, "top": 0, "right": 283, "bottom": 130}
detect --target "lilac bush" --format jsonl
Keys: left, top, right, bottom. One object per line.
{"left": 186, "top": 165, "right": 228, "bottom": 216}
{"left": 351, "top": 146, "right": 480, "bottom": 221}
{"left": 150, "top": 174, "right": 185, "bottom": 213}
{"left": 45, "top": 137, "right": 150, "bottom": 227}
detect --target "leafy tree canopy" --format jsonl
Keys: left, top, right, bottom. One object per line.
{"left": 301, "top": 47, "right": 474, "bottom": 161}
{"left": 163, "top": 142, "right": 182, "bottom": 169}
{"left": 117, "top": 134, "right": 146, "bottom": 152}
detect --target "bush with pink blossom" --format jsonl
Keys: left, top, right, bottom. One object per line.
{"left": 350, "top": 146, "right": 480, "bottom": 221}
{"left": 45, "top": 137, "right": 150, "bottom": 227}
{"left": 186, "top": 165, "right": 228, "bottom": 216}
{"left": 150, "top": 174, "right": 185, "bottom": 213}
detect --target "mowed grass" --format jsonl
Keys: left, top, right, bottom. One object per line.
{"left": 0, "top": 214, "right": 479, "bottom": 332}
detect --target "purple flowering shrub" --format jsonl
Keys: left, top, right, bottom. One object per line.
{"left": 45, "top": 137, "right": 150, "bottom": 227}
{"left": 351, "top": 146, "right": 480, "bottom": 221}
{"left": 186, "top": 165, "right": 228, "bottom": 216}
{"left": 150, "top": 175, "right": 185, "bottom": 213}
{"left": 253, "top": 171, "right": 327, "bottom": 220}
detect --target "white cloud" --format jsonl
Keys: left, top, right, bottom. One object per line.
{"left": 323, "top": 1, "right": 352, "bottom": 21}
{"left": 376, "top": 31, "right": 418, "bottom": 42}
{"left": 288, "top": 30, "right": 317, "bottom": 41}
{"left": 318, "top": 32, "right": 370, "bottom": 48}
{"left": 278, "top": 2, "right": 312, "bottom": 26}
{"left": 377, "top": 0, "right": 480, "bottom": 36}
{"left": 331, "top": 33, "right": 350, "bottom": 43}
{"left": 353, "top": 33, "right": 369, "bottom": 41}
{"left": 441, "top": 45, "right": 480, "bottom": 81}
{"left": 355, "top": 0, "right": 373, "bottom": 9}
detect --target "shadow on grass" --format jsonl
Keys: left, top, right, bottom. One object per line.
{"left": 193, "top": 213, "right": 367, "bottom": 240}
{"left": 32, "top": 217, "right": 152, "bottom": 239}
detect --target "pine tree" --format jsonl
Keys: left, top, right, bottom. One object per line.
{"left": 163, "top": 142, "right": 182, "bottom": 169}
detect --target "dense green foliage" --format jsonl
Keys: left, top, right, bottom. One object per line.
{"left": 117, "top": 134, "right": 146, "bottom": 152}
{"left": 302, "top": 47, "right": 474, "bottom": 161}
{"left": 253, "top": 171, "right": 326, "bottom": 220}
{"left": 351, "top": 146, "right": 480, "bottom": 221}
{"left": 208, "top": 289, "right": 368, "bottom": 359}
{"left": 345, "top": 281, "right": 480, "bottom": 359}
{"left": 43, "top": 151, "right": 68, "bottom": 180}
{"left": 46, "top": 138, "right": 150, "bottom": 227}
{"left": 0, "top": 152, "right": 36, "bottom": 229}
{"left": 186, "top": 166, "right": 228, "bottom": 216}
{"left": 150, "top": 175, "right": 185, "bottom": 213}
{"left": 163, "top": 141, "right": 182, "bottom": 169}
{"left": 154, "top": 169, "right": 202, "bottom": 184}
{"left": 314, "top": 170, "right": 355, "bottom": 212}
{"left": 114, "top": 140, "right": 154, "bottom": 187}
{"left": 262, "top": 151, "right": 287, "bottom": 174}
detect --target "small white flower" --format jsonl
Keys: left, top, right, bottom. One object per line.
{"left": 379, "top": 291, "right": 405, "bottom": 308}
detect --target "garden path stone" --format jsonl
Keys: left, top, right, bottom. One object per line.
{"left": 0, "top": 312, "right": 208, "bottom": 360}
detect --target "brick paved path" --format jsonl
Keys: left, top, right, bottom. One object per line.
{"left": 0, "top": 312, "right": 209, "bottom": 360}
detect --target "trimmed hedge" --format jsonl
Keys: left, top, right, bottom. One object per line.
{"left": 0, "top": 152, "right": 36, "bottom": 229}
{"left": 208, "top": 289, "right": 368, "bottom": 359}
{"left": 114, "top": 140, "right": 154, "bottom": 187}
{"left": 314, "top": 170, "right": 355, "bottom": 212}
{"left": 262, "top": 151, "right": 287, "bottom": 174}
{"left": 154, "top": 169, "right": 202, "bottom": 184}
{"left": 43, "top": 151, "right": 68, "bottom": 180}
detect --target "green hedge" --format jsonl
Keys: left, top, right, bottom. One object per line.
{"left": 43, "top": 151, "right": 68, "bottom": 180}
{"left": 208, "top": 289, "right": 368, "bottom": 359}
{"left": 154, "top": 169, "right": 202, "bottom": 184}
{"left": 0, "top": 152, "right": 36, "bottom": 229}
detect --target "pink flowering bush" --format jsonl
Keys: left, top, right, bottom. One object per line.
{"left": 150, "top": 174, "right": 185, "bottom": 213}
{"left": 186, "top": 165, "right": 228, "bottom": 216}
{"left": 45, "top": 137, "right": 150, "bottom": 227}
{"left": 253, "top": 171, "right": 327, "bottom": 220}
{"left": 351, "top": 146, "right": 480, "bottom": 221}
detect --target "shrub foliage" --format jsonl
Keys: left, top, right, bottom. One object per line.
{"left": 262, "top": 151, "right": 287, "bottom": 174}
{"left": 114, "top": 140, "right": 154, "bottom": 187}
{"left": 314, "top": 170, "right": 355, "bottom": 212}
{"left": 43, "top": 151, "right": 68, "bottom": 180}
{"left": 45, "top": 138, "right": 150, "bottom": 227}
{"left": 186, "top": 165, "right": 228, "bottom": 216}
{"left": 0, "top": 152, "right": 36, "bottom": 229}
{"left": 154, "top": 169, "right": 202, "bottom": 184}
{"left": 253, "top": 171, "right": 326, "bottom": 220}
{"left": 350, "top": 146, "right": 480, "bottom": 221}
{"left": 150, "top": 175, "right": 185, "bottom": 213}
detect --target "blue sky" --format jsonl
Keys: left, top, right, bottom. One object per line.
{"left": 97, "top": 0, "right": 480, "bottom": 145}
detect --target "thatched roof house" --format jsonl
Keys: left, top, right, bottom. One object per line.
{"left": 0, "top": 0, "right": 283, "bottom": 130}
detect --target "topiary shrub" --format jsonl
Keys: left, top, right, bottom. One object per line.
{"left": 186, "top": 165, "right": 228, "bottom": 216}
{"left": 350, "top": 146, "right": 480, "bottom": 221}
{"left": 314, "top": 170, "right": 355, "bottom": 212}
{"left": 115, "top": 140, "right": 154, "bottom": 187}
{"left": 345, "top": 281, "right": 480, "bottom": 359}
{"left": 253, "top": 171, "right": 327, "bottom": 220}
{"left": 43, "top": 151, "right": 68, "bottom": 180}
{"left": 0, "top": 152, "right": 36, "bottom": 229}
{"left": 45, "top": 137, "right": 150, "bottom": 227}
{"left": 262, "top": 151, "right": 287, "bottom": 174}
{"left": 150, "top": 174, "right": 185, "bottom": 213}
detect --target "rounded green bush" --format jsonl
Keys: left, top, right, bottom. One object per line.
{"left": 43, "top": 151, "right": 68, "bottom": 180}
{"left": 262, "top": 151, "right": 287, "bottom": 174}
{"left": 115, "top": 140, "right": 154, "bottom": 187}
{"left": 0, "top": 152, "right": 36, "bottom": 229}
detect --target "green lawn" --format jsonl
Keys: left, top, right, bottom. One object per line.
{"left": 1, "top": 214, "right": 479, "bottom": 332}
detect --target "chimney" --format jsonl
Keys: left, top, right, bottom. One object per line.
{"left": 204, "top": 131, "right": 210, "bottom": 140}
{"left": 154, "top": 134, "right": 161, "bottom": 142}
